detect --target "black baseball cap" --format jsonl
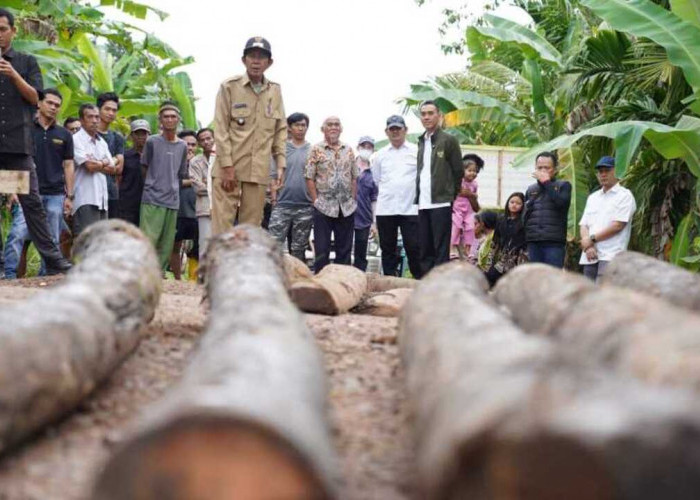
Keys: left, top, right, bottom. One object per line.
{"left": 243, "top": 37, "right": 272, "bottom": 57}
{"left": 386, "top": 115, "right": 406, "bottom": 129}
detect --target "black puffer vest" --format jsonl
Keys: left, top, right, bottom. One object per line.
{"left": 523, "top": 179, "right": 572, "bottom": 244}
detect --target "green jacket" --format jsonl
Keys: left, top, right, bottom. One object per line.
{"left": 415, "top": 128, "right": 463, "bottom": 205}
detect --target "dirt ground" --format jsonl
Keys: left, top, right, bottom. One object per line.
{"left": 0, "top": 278, "right": 415, "bottom": 499}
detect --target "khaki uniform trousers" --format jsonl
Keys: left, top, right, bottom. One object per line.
{"left": 211, "top": 178, "right": 267, "bottom": 235}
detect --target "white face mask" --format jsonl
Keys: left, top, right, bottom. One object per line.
{"left": 358, "top": 148, "right": 373, "bottom": 160}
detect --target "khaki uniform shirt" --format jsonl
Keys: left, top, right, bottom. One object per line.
{"left": 212, "top": 73, "right": 286, "bottom": 184}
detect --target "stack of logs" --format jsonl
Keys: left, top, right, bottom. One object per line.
{"left": 4, "top": 217, "right": 700, "bottom": 500}
{"left": 399, "top": 253, "right": 700, "bottom": 499}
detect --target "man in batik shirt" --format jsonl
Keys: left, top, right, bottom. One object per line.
{"left": 305, "top": 116, "right": 358, "bottom": 273}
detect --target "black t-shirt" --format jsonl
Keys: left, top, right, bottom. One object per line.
{"left": 98, "top": 129, "right": 125, "bottom": 200}
{"left": 119, "top": 148, "right": 145, "bottom": 211}
{"left": 0, "top": 48, "right": 43, "bottom": 155}
{"left": 33, "top": 120, "right": 74, "bottom": 195}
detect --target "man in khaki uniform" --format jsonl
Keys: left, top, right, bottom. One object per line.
{"left": 211, "top": 36, "right": 286, "bottom": 234}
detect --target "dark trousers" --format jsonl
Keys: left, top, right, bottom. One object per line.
{"left": 108, "top": 199, "right": 119, "bottom": 219}
{"left": 527, "top": 242, "right": 566, "bottom": 268}
{"left": 376, "top": 214, "right": 420, "bottom": 278}
{"left": 0, "top": 153, "right": 65, "bottom": 268}
{"left": 353, "top": 227, "right": 370, "bottom": 272}
{"left": 312, "top": 208, "right": 353, "bottom": 273}
{"left": 418, "top": 206, "right": 452, "bottom": 278}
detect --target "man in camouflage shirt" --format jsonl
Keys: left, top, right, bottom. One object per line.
{"left": 267, "top": 112, "right": 312, "bottom": 262}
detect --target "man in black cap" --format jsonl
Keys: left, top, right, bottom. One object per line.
{"left": 0, "top": 7, "right": 71, "bottom": 274}
{"left": 211, "top": 36, "right": 286, "bottom": 234}
{"left": 579, "top": 155, "right": 636, "bottom": 282}
{"left": 371, "top": 115, "right": 421, "bottom": 278}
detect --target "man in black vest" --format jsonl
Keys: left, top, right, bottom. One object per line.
{"left": 523, "top": 151, "right": 572, "bottom": 268}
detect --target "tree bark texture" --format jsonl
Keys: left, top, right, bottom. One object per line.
{"left": 93, "top": 225, "right": 337, "bottom": 500}
{"left": 601, "top": 251, "right": 700, "bottom": 311}
{"left": 0, "top": 220, "right": 161, "bottom": 455}
{"left": 290, "top": 263, "right": 367, "bottom": 315}
{"left": 400, "top": 261, "right": 700, "bottom": 500}
{"left": 494, "top": 263, "right": 700, "bottom": 389}
{"left": 284, "top": 254, "right": 313, "bottom": 285}
{"left": 353, "top": 288, "right": 414, "bottom": 317}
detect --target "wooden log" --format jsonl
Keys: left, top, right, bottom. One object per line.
{"left": 290, "top": 263, "right": 367, "bottom": 315}
{"left": 93, "top": 225, "right": 337, "bottom": 500}
{"left": 601, "top": 251, "right": 700, "bottom": 311}
{"left": 283, "top": 253, "right": 313, "bottom": 285}
{"left": 0, "top": 220, "right": 160, "bottom": 455}
{"left": 352, "top": 288, "right": 413, "bottom": 317}
{"left": 400, "top": 261, "right": 700, "bottom": 500}
{"left": 494, "top": 264, "right": 700, "bottom": 389}
{"left": 366, "top": 272, "right": 417, "bottom": 292}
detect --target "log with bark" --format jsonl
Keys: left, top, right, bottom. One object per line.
{"left": 601, "top": 251, "right": 700, "bottom": 311}
{"left": 494, "top": 264, "right": 700, "bottom": 390}
{"left": 93, "top": 225, "right": 337, "bottom": 500}
{"left": 352, "top": 288, "right": 413, "bottom": 317}
{"left": 400, "top": 261, "right": 700, "bottom": 500}
{"left": 0, "top": 220, "right": 161, "bottom": 455}
{"left": 289, "top": 263, "right": 367, "bottom": 315}
{"left": 366, "top": 272, "right": 417, "bottom": 292}
{"left": 284, "top": 253, "right": 313, "bottom": 285}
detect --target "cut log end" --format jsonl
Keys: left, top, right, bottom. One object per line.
{"left": 441, "top": 434, "right": 615, "bottom": 500}
{"left": 94, "top": 417, "right": 331, "bottom": 500}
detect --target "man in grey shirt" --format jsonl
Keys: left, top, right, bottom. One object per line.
{"left": 267, "top": 112, "right": 312, "bottom": 262}
{"left": 140, "top": 102, "right": 188, "bottom": 270}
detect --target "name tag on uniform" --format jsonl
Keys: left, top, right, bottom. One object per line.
{"left": 52, "top": 138, "right": 64, "bottom": 145}
{"left": 0, "top": 171, "right": 30, "bottom": 195}
{"left": 233, "top": 103, "right": 247, "bottom": 109}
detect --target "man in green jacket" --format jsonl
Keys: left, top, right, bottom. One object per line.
{"left": 415, "top": 100, "right": 463, "bottom": 277}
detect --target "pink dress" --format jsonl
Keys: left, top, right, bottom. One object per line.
{"left": 451, "top": 179, "right": 478, "bottom": 246}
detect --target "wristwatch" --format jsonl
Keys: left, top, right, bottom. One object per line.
{"left": 66, "top": 193, "right": 75, "bottom": 201}
{"left": 590, "top": 233, "right": 597, "bottom": 243}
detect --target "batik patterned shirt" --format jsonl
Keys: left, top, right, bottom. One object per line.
{"left": 305, "top": 141, "right": 358, "bottom": 217}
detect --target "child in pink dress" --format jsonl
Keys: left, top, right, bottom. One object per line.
{"left": 450, "top": 154, "right": 484, "bottom": 259}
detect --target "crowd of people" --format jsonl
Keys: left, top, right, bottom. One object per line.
{"left": 0, "top": 10, "right": 637, "bottom": 283}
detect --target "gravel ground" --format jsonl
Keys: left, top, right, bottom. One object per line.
{"left": 0, "top": 278, "right": 415, "bottom": 499}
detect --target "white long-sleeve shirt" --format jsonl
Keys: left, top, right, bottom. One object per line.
{"left": 370, "top": 141, "right": 419, "bottom": 216}
{"left": 72, "top": 128, "right": 110, "bottom": 214}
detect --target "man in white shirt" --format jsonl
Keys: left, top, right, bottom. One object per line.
{"left": 71, "top": 103, "right": 113, "bottom": 236}
{"left": 579, "top": 156, "right": 637, "bottom": 282}
{"left": 371, "top": 115, "right": 420, "bottom": 278}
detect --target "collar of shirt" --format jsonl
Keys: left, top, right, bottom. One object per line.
{"left": 240, "top": 73, "right": 268, "bottom": 90}
{"left": 602, "top": 182, "right": 621, "bottom": 195}
{"left": 389, "top": 142, "right": 410, "bottom": 151}
{"left": 321, "top": 141, "right": 347, "bottom": 151}
{"left": 76, "top": 128, "right": 102, "bottom": 145}
{"left": 2, "top": 47, "right": 15, "bottom": 59}
{"left": 33, "top": 116, "right": 55, "bottom": 131}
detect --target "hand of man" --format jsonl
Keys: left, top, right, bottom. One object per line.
{"left": 0, "top": 60, "right": 19, "bottom": 82}
{"left": 6, "top": 193, "right": 18, "bottom": 209}
{"left": 532, "top": 169, "right": 551, "bottom": 183}
{"left": 585, "top": 246, "right": 598, "bottom": 262}
{"left": 580, "top": 236, "right": 593, "bottom": 250}
{"left": 63, "top": 197, "right": 73, "bottom": 217}
{"left": 370, "top": 224, "right": 377, "bottom": 239}
{"left": 276, "top": 167, "right": 285, "bottom": 190}
{"left": 220, "top": 166, "right": 237, "bottom": 193}
{"left": 270, "top": 186, "right": 277, "bottom": 205}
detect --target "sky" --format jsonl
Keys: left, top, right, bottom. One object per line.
{"left": 104, "top": 0, "right": 520, "bottom": 146}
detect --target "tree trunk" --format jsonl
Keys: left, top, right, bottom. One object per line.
{"left": 366, "top": 273, "right": 417, "bottom": 292}
{"left": 93, "top": 225, "right": 337, "bottom": 500}
{"left": 494, "top": 264, "right": 700, "bottom": 390}
{"left": 353, "top": 288, "right": 413, "bottom": 317}
{"left": 601, "top": 251, "right": 700, "bottom": 311}
{"left": 0, "top": 220, "right": 161, "bottom": 455}
{"left": 284, "top": 253, "right": 313, "bottom": 285}
{"left": 401, "top": 262, "right": 700, "bottom": 500}
{"left": 290, "top": 263, "right": 367, "bottom": 315}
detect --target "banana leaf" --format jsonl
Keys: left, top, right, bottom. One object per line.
{"left": 671, "top": 0, "right": 700, "bottom": 28}
{"left": 118, "top": 98, "right": 162, "bottom": 118}
{"left": 513, "top": 118, "right": 700, "bottom": 178}
{"left": 670, "top": 212, "right": 694, "bottom": 266}
{"left": 469, "top": 13, "right": 563, "bottom": 68}
{"left": 100, "top": 0, "right": 168, "bottom": 20}
{"left": 522, "top": 58, "right": 549, "bottom": 117}
{"left": 444, "top": 106, "right": 513, "bottom": 128}
{"left": 581, "top": 0, "right": 700, "bottom": 92}
{"left": 404, "top": 89, "right": 523, "bottom": 116}
{"left": 168, "top": 72, "right": 197, "bottom": 130}
{"left": 73, "top": 32, "right": 113, "bottom": 92}
{"left": 558, "top": 147, "right": 591, "bottom": 241}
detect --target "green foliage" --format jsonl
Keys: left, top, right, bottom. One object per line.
{"left": 9, "top": 0, "right": 197, "bottom": 127}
